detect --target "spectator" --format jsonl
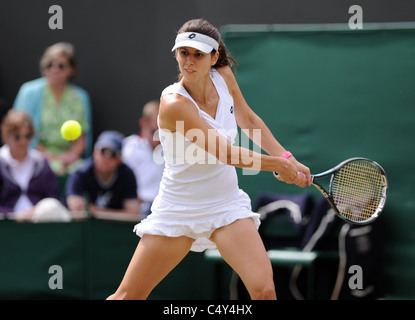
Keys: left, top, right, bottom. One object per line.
{"left": 0, "top": 110, "right": 63, "bottom": 221}
{"left": 65, "top": 131, "right": 139, "bottom": 218}
{"left": 13, "top": 42, "right": 92, "bottom": 176}
{"left": 122, "top": 100, "right": 164, "bottom": 218}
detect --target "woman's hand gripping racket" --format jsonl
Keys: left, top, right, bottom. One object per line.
{"left": 274, "top": 158, "right": 388, "bottom": 225}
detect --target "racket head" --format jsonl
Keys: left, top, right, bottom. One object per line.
{"left": 327, "top": 158, "right": 388, "bottom": 225}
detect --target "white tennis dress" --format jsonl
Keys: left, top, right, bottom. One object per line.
{"left": 134, "top": 69, "right": 260, "bottom": 252}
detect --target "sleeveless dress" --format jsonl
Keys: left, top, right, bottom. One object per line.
{"left": 133, "top": 69, "right": 260, "bottom": 252}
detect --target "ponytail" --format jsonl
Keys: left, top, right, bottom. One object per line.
{"left": 213, "top": 39, "right": 237, "bottom": 72}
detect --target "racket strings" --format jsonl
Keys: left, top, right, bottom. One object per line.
{"left": 331, "top": 160, "right": 384, "bottom": 222}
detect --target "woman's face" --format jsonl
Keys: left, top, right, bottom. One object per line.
{"left": 176, "top": 47, "right": 218, "bottom": 82}
{"left": 44, "top": 54, "right": 74, "bottom": 86}
{"left": 6, "top": 126, "right": 32, "bottom": 161}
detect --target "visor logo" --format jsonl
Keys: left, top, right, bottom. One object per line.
{"left": 188, "top": 33, "right": 196, "bottom": 39}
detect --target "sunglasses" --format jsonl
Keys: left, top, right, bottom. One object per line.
{"left": 46, "top": 62, "right": 69, "bottom": 70}
{"left": 11, "top": 133, "right": 33, "bottom": 141}
{"left": 100, "top": 148, "right": 120, "bottom": 158}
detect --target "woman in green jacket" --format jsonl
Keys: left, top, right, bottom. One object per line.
{"left": 13, "top": 42, "right": 92, "bottom": 176}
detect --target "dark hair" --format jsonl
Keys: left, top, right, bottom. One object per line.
{"left": 176, "top": 18, "right": 237, "bottom": 72}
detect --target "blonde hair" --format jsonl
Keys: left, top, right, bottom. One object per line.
{"left": 141, "top": 100, "right": 160, "bottom": 120}
{"left": 39, "top": 42, "right": 78, "bottom": 77}
{"left": 1, "top": 110, "right": 35, "bottom": 144}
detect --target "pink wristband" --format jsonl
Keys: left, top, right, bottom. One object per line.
{"left": 281, "top": 151, "right": 293, "bottom": 159}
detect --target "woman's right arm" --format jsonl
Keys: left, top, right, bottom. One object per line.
{"left": 159, "top": 94, "right": 301, "bottom": 185}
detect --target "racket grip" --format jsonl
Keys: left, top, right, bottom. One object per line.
{"left": 274, "top": 171, "right": 311, "bottom": 186}
{"left": 298, "top": 172, "right": 311, "bottom": 185}
{"left": 273, "top": 171, "right": 307, "bottom": 179}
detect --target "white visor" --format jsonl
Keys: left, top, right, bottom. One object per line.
{"left": 171, "top": 32, "right": 219, "bottom": 53}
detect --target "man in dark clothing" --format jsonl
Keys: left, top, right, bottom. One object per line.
{"left": 65, "top": 131, "right": 139, "bottom": 217}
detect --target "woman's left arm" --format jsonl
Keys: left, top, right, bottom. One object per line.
{"left": 218, "top": 66, "right": 285, "bottom": 156}
{"left": 218, "top": 66, "right": 311, "bottom": 183}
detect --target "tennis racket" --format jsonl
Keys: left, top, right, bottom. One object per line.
{"left": 274, "top": 157, "right": 388, "bottom": 225}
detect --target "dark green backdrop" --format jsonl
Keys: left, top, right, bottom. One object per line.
{"left": 223, "top": 23, "right": 415, "bottom": 298}
{"left": 0, "top": 220, "right": 220, "bottom": 300}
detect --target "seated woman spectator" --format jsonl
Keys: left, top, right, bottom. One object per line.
{"left": 65, "top": 131, "right": 140, "bottom": 219}
{"left": 12, "top": 42, "right": 92, "bottom": 176}
{"left": 0, "top": 110, "right": 62, "bottom": 221}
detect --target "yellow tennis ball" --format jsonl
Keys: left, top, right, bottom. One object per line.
{"left": 61, "top": 120, "right": 82, "bottom": 141}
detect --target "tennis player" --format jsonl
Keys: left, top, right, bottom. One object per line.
{"left": 108, "top": 18, "right": 310, "bottom": 300}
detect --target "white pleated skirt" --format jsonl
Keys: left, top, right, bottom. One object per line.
{"left": 133, "top": 189, "right": 260, "bottom": 252}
